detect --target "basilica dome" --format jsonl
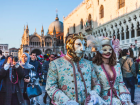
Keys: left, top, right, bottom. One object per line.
{"left": 48, "top": 15, "right": 63, "bottom": 35}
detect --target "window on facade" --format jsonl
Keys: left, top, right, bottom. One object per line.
{"left": 121, "top": 28, "right": 124, "bottom": 40}
{"left": 80, "top": 19, "right": 83, "bottom": 29}
{"left": 131, "top": 24, "right": 135, "bottom": 38}
{"left": 126, "top": 26, "right": 129, "bottom": 39}
{"left": 100, "top": 5, "right": 104, "bottom": 18}
{"left": 88, "top": 14, "right": 92, "bottom": 25}
{"left": 138, "top": 29, "right": 140, "bottom": 37}
{"left": 119, "top": 0, "right": 125, "bottom": 9}
{"left": 98, "top": 0, "right": 99, "bottom": 5}
{"left": 117, "top": 33, "right": 120, "bottom": 40}
{"left": 137, "top": 22, "right": 140, "bottom": 37}
{"left": 73, "top": 24, "right": 75, "bottom": 33}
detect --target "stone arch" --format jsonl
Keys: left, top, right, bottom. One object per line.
{"left": 80, "top": 18, "right": 84, "bottom": 29}
{"left": 137, "top": 21, "right": 140, "bottom": 37}
{"left": 131, "top": 23, "right": 135, "bottom": 38}
{"left": 99, "top": 5, "right": 104, "bottom": 18}
{"left": 31, "top": 49, "right": 42, "bottom": 55}
{"left": 45, "top": 36, "right": 53, "bottom": 47}
{"left": 126, "top": 25, "right": 129, "bottom": 39}
{"left": 30, "top": 35, "right": 41, "bottom": 46}
{"left": 45, "top": 49, "right": 52, "bottom": 54}
{"left": 73, "top": 24, "right": 76, "bottom": 33}
{"left": 88, "top": 14, "right": 92, "bottom": 25}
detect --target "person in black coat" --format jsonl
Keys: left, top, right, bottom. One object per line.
{"left": 43, "top": 54, "right": 55, "bottom": 104}
{"left": 20, "top": 53, "right": 40, "bottom": 105}
{"left": 0, "top": 56, "right": 25, "bottom": 105}
{"left": 42, "top": 55, "right": 50, "bottom": 82}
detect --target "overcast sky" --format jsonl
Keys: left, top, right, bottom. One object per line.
{"left": 0, "top": 0, "right": 82, "bottom": 48}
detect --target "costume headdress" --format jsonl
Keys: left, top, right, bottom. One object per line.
{"left": 86, "top": 35, "right": 112, "bottom": 54}
{"left": 66, "top": 33, "right": 87, "bottom": 62}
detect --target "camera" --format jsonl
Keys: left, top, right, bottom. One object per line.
{"left": 13, "top": 57, "right": 18, "bottom": 62}
{"left": 24, "top": 75, "right": 29, "bottom": 79}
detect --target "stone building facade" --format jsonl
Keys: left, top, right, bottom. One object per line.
{"left": 64, "top": 0, "right": 140, "bottom": 58}
{"left": 18, "top": 15, "right": 64, "bottom": 58}
{"left": 0, "top": 44, "right": 9, "bottom": 56}
{"left": 9, "top": 48, "right": 19, "bottom": 57}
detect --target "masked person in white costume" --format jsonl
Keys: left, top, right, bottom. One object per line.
{"left": 86, "top": 35, "right": 133, "bottom": 105}
{"left": 46, "top": 33, "right": 107, "bottom": 105}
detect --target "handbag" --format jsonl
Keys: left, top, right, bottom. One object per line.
{"left": 26, "top": 84, "right": 42, "bottom": 99}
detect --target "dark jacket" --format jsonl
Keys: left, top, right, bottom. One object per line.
{"left": 29, "top": 59, "right": 42, "bottom": 78}
{"left": 0, "top": 56, "right": 5, "bottom": 91}
{"left": 0, "top": 56, "right": 5, "bottom": 69}
{"left": 23, "top": 67, "right": 35, "bottom": 100}
{"left": 0, "top": 65, "right": 25, "bottom": 105}
{"left": 42, "top": 60, "right": 50, "bottom": 80}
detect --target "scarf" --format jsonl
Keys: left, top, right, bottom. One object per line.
{"left": 21, "top": 53, "right": 34, "bottom": 69}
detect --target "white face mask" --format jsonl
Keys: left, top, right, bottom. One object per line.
{"left": 102, "top": 46, "right": 112, "bottom": 54}
{"left": 74, "top": 39, "right": 86, "bottom": 57}
{"left": 101, "top": 46, "right": 112, "bottom": 59}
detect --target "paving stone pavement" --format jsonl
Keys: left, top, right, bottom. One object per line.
{"left": 38, "top": 85, "right": 140, "bottom": 105}
{"left": 38, "top": 85, "right": 47, "bottom": 105}
{"left": 134, "top": 85, "right": 140, "bottom": 105}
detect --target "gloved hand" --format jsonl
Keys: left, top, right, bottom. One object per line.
{"left": 87, "top": 95, "right": 99, "bottom": 105}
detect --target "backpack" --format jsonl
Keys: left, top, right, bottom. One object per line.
{"left": 121, "top": 57, "right": 136, "bottom": 77}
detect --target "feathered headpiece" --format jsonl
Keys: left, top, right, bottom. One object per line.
{"left": 86, "top": 35, "right": 112, "bottom": 54}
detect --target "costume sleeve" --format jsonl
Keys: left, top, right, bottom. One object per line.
{"left": 90, "top": 62, "right": 101, "bottom": 95}
{"left": 46, "top": 61, "right": 70, "bottom": 105}
{"left": 118, "top": 63, "right": 130, "bottom": 95}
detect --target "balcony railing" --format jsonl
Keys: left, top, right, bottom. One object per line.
{"left": 85, "top": 25, "right": 92, "bottom": 32}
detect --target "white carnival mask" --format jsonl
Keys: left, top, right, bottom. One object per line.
{"left": 86, "top": 35, "right": 112, "bottom": 54}
{"left": 102, "top": 46, "right": 112, "bottom": 54}
{"left": 74, "top": 39, "right": 86, "bottom": 57}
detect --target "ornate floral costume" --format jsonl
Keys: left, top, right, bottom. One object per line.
{"left": 86, "top": 35, "right": 132, "bottom": 105}
{"left": 46, "top": 55, "right": 101, "bottom": 105}
{"left": 93, "top": 63, "right": 130, "bottom": 105}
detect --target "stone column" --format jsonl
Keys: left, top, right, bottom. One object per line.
{"left": 119, "top": 32, "right": 122, "bottom": 45}
{"left": 124, "top": 30, "right": 126, "bottom": 44}
{"left": 135, "top": 28, "right": 137, "bottom": 39}
{"left": 129, "top": 29, "right": 132, "bottom": 43}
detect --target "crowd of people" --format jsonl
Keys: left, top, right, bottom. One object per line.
{"left": 118, "top": 46, "right": 140, "bottom": 105}
{"left": 0, "top": 33, "right": 139, "bottom": 105}
{"left": 0, "top": 49, "right": 63, "bottom": 105}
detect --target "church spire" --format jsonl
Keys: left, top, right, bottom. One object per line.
{"left": 26, "top": 24, "right": 28, "bottom": 29}
{"left": 55, "top": 8, "right": 59, "bottom": 21}
{"left": 41, "top": 25, "right": 44, "bottom": 37}
{"left": 41, "top": 25, "right": 44, "bottom": 31}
